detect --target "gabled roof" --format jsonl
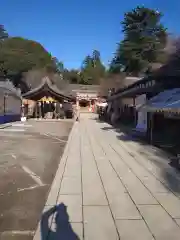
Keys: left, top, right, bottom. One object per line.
{"left": 22, "top": 77, "right": 73, "bottom": 101}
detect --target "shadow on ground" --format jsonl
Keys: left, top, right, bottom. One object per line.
{"left": 41, "top": 203, "right": 80, "bottom": 240}
{"left": 100, "top": 121, "right": 147, "bottom": 145}
{"left": 94, "top": 118, "right": 180, "bottom": 195}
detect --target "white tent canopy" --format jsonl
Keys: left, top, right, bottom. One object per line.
{"left": 139, "top": 88, "right": 180, "bottom": 113}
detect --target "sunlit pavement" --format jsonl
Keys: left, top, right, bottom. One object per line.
{"left": 34, "top": 114, "right": 180, "bottom": 240}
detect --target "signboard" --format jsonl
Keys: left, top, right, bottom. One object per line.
{"left": 77, "top": 93, "right": 97, "bottom": 100}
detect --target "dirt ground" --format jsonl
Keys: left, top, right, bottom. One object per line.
{"left": 0, "top": 120, "right": 73, "bottom": 240}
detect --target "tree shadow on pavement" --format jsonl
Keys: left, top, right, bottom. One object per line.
{"left": 41, "top": 203, "right": 80, "bottom": 240}
{"left": 100, "top": 124, "right": 147, "bottom": 145}
{"left": 99, "top": 120, "right": 180, "bottom": 194}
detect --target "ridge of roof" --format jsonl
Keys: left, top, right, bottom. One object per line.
{"left": 22, "top": 76, "right": 73, "bottom": 101}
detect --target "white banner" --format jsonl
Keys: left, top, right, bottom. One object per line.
{"left": 135, "top": 94, "right": 147, "bottom": 132}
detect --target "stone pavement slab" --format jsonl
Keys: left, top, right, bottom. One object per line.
{"left": 116, "top": 219, "right": 154, "bottom": 240}
{"left": 80, "top": 124, "right": 108, "bottom": 206}
{"left": 108, "top": 192, "right": 142, "bottom": 220}
{"left": 138, "top": 204, "right": 180, "bottom": 240}
{"left": 175, "top": 218, "right": 180, "bottom": 227}
{"left": 92, "top": 132, "right": 158, "bottom": 205}
{"left": 56, "top": 195, "right": 82, "bottom": 222}
{"left": 84, "top": 206, "right": 118, "bottom": 240}
{"left": 60, "top": 176, "right": 81, "bottom": 194}
{"left": 87, "top": 127, "right": 141, "bottom": 220}
{"left": 34, "top": 115, "right": 180, "bottom": 240}
{"left": 152, "top": 192, "right": 180, "bottom": 218}
{"left": 98, "top": 121, "right": 180, "bottom": 196}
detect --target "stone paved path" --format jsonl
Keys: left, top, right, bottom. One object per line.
{"left": 34, "top": 114, "right": 180, "bottom": 240}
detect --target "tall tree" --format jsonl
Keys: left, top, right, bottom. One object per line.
{"left": 81, "top": 50, "right": 105, "bottom": 84}
{"left": 81, "top": 55, "right": 94, "bottom": 84}
{"left": 112, "top": 6, "right": 167, "bottom": 76}
{"left": 92, "top": 50, "right": 106, "bottom": 77}
{"left": 109, "top": 56, "right": 125, "bottom": 73}
{"left": 92, "top": 50, "right": 100, "bottom": 67}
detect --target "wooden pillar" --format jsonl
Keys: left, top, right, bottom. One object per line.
{"left": 41, "top": 102, "right": 44, "bottom": 118}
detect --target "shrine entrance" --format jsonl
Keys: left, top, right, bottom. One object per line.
{"left": 34, "top": 96, "right": 58, "bottom": 119}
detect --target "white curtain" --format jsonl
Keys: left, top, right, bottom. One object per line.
{"left": 135, "top": 94, "right": 147, "bottom": 131}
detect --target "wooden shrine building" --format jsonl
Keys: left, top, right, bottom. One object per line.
{"left": 22, "top": 77, "right": 74, "bottom": 119}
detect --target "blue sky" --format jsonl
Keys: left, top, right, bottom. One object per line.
{"left": 1, "top": 0, "right": 180, "bottom": 69}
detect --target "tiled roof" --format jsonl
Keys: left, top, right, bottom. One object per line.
{"left": 22, "top": 77, "right": 73, "bottom": 101}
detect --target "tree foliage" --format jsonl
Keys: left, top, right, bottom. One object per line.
{"left": 61, "top": 69, "right": 80, "bottom": 84}
{"left": 0, "top": 25, "right": 107, "bottom": 88}
{"left": 80, "top": 50, "right": 106, "bottom": 84}
{"left": 0, "top": 37, "right": 57, "bottom": 77}
{"left": 110, "top": 6, "right": 167, "bottom": 76}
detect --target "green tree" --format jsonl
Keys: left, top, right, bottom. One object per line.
{"left": 0, "top": 37, "right": 56, "bottom": 78}
{"left": 92, "top": 50, "right": 106, "bottom": 78}
{"left": 112, "top": 6, "right": 167, "bottom": 76}
{"left": 81, "top": 55, "right": 94, "bottom": 84}
{"left": 63, "top": 69, "right": 81, "bottom": 83}
{"left": 109, "top": 56, "right": 125, "bottom": 74}
{"left": 81, "top": 50, "right": 105, "bottom": 84}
